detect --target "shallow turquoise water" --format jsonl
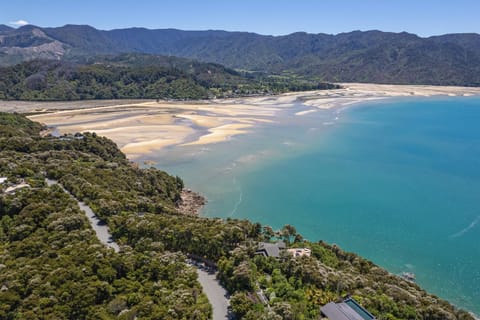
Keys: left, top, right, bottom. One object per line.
{"left": 149, "top": 97, "right": 480, "bottom": 314}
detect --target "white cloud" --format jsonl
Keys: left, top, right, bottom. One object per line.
{"left": 9, "top": 20, "right": 30, "bottom": 27}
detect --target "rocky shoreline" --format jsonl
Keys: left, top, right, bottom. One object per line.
{"left": 177, "top": 189, "right": 206, "bottom": 215}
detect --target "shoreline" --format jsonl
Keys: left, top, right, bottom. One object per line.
{"left": 1, "top": 83, "right": 479, "bottom": 160}
{"left": 177, "top": 189, "right": 206, "bottom": 215}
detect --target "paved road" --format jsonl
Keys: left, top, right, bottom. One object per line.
{"left": 46, "top": 179, "right": 120, "bottom": 252}
{"left": 196, "top": 268, "right": 231, "bottom": 320}
{"left": 47, "top": 178, "right": 232, "bottom": 318}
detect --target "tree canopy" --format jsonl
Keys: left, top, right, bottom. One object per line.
{"left": 0, "top": 56, "right": 338, "bottom": 101}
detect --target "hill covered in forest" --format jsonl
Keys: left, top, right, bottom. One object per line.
{"left": 1, "top": 24, "right": 480, "bottom": 86}
{"left": 0, "top": 112, "right": 475, "bottom": 319}
{"left": 0, "top": 54, "right": 335, "bottom": 101}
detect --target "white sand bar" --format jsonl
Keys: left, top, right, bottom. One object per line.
{"left": 1, "top": 83, "right": 478, "bottom": 159}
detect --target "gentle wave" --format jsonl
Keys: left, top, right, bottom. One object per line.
{"left": 229, "top": 177, "right": 243, "bottom": 217}
{"left": 449, "top": 215, "right": 480, "bottom": 239}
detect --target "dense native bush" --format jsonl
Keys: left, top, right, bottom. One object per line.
{"left": 0, "top": 57, "right": 338, "bottom": 101}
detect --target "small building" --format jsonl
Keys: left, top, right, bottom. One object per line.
{"left": 321, "top": 297, "right": 376, "bottom": 320}
{"left": 287, "top": 248, "right": 312, "bottom": 257}
{"left": 255, "top": 241, "right": 286, "bottom": 258}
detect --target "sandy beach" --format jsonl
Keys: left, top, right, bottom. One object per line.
{"left": 2, "top": 83, "right": 480, "bottom": 159}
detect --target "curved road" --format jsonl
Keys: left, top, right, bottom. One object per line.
{"left": 46, "top": 179, "right": 120, "bottom": 252}
{"left": 47, "top": 179, "right": 230, "bottom": 318}
{"left": 196, "top": 268, "right": 231, "bottom": 320}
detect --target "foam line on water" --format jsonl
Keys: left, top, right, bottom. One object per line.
{"left": 229, "top": 177, "right": 243, "bottom": 217}
{"left": 449, "top": 215, "right": 480, "bottom": 239}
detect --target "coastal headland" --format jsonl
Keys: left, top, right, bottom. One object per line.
{"left": 2, "top": 83, "right": 480, "bottom": 160}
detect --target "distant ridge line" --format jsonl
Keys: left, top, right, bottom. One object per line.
{"left": 1, "top": 24, "right": 480, "bottom": 86}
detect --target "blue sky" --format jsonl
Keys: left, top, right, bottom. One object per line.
{"left": 2, "top": 0, "right": 479, "bottom": 36}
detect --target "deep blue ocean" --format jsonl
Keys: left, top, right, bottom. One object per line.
{"left": 150, "top": 97, "right": 480, "bottom": 314}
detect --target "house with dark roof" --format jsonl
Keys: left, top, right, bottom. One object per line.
{"left": 255, "top": 241, "right": 286, "bottom": 258}
{"left": 321, "top": 297, "right": 376, "bottom": 320}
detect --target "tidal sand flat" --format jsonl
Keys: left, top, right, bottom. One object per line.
{"left": 7, "top": 83, "right": 479, "bottom": 161}
{"left": 25, "top": 99, "right": 283, "bottom": 159}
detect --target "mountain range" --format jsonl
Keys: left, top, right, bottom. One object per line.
{"left": 1, "top": 24, "right": 480, "bottom": 86}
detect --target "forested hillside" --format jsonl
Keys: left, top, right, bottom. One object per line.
{"left": 0, "top": 113, "right": 211, "bottom": 319}
{"left": 1, "top": 24, "right": 480, "bottom": 86}
{"left": 0, "top": 113, "right": 474, "bottom": 319}
{"left": 0, "top": 54, "right": 337, "bottom": 101}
